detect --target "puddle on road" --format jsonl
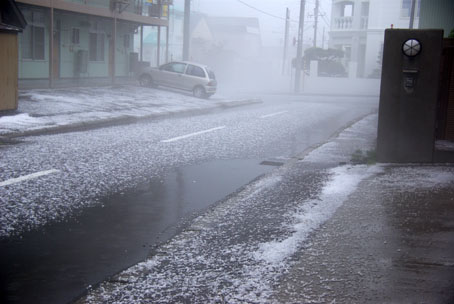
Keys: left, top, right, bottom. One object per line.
{"left": 0, "top": 159, "right": 275, "bottom": 304}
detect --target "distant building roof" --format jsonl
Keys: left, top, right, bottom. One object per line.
{"left": 205, "top": 16, "right": 260, "bottom": 35}
{"left": 190, "top": 13, "right": 261, "bottom": 36}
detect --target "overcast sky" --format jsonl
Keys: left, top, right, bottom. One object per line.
{"left": 191, "top": 0, "right": 332, "bottom": 47}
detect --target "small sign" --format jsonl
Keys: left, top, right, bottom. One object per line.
{"left": 404, "top": 77, "right": 415, "bottom": 88}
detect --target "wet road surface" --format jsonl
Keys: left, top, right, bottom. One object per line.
{"left": 0, "top": 94, "right": 378, "bottom": 303}
{"left": 1, "top": 159, "right": 274, "bottom": 304}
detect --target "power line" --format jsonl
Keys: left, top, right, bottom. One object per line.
{"left": 320, "top": 14, "right": 330, "bottom": 27}
{"left": 236, "top": 0, "right": 310, "bottom": 24}
{"left": 318, "top": 2, "right": 331, "bottom": 27}
{"left": 235, "top": 0, "right": 288, "bottom": 21}
{"left": 234, "top": 0, "right": 318, "bottom": 45}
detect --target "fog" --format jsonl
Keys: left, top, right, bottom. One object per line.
{"left": 182, "top": 0, "right": 379, "bottom": 96}
{"left": 134, "top": 0, "right": 370, "bottom": 95}
{"left": 190, "top": 0, "right": 331, "bottom": 94}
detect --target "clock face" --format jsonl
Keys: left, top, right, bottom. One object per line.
{"left": 402, "top": 39, "right": 421, "bottom": 57}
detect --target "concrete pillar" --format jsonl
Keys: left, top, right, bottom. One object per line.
{"left": 377, "top": 29, "right": 444, "bottom": 163}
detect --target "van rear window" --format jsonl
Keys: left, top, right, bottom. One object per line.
{"left": 207, "top": 69, "right": 216, "bottom": 80}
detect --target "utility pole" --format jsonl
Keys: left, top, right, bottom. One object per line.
{"left": 282, "top": 8, "right": 290, "bottom": 75}
{"left": 313, "top": 0, "right": 319, "bottom": 48}
{"left": 409, "top": 0, "right": 416, "bottom": 29}
{"left": 322, "top": 27, "right": 325, "bottom": 49}
{"left": 294, "top": 0, "right": 306, "bottom": 93}
{"left": 183, "top": 0, "right": 190, "bottom": 60}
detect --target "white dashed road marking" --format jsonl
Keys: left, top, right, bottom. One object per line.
{"left": 161, "top": 126, "right": 226, "bottom": 143}
{"left": 260, "top": 111, "right": 288, "bottom": 119}
{"left": 0, "top": 169, "right": 60, "bottom": 187}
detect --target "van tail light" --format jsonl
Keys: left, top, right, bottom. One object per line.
{"left": 208, "top": 80, "right": 217, "bottom": 86}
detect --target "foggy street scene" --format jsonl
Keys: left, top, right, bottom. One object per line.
{"left": 1, "top": 0, "right": 454, "bottom": 303}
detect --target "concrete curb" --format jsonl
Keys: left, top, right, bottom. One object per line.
{"left": 0, "top": 98, "right": 262, "bottom": 139}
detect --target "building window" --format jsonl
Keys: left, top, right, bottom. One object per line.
{"left": 342, "top": 3, "right": 354, "bottom": 17}
{"left": 89, "top": 32, "right": 105, "bottom": 61}
{"left": 401, "top": 0, "right": 420, "bottom": 18}
{"left": 21, "top": 10, "right": 45, "bottom": 60}
{"left": 71, "top": 28, "right": 80, "bottom": 44}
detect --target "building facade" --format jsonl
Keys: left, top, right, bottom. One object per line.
{"left": 16, "top": 0, "right": 172, "bottom": 88}
{"left": 139, "top": 0, "right": 184, "bottom": 66}
{"left": 329, "top": 0, "right": 420, "bottom": 78}
{"left": 419, "top": 0, "right": 454, "bottom": 37}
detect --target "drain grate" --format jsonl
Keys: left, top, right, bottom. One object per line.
{"left": 260, "top": 160, "right": 284, "bottom": 166}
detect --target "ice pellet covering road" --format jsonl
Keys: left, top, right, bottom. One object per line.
{"left": 0, "top": 87, "right": 254, "bottom": 136}
{"left": 0, "top": 93, "right": 377, "bottom": 238}
{"left": 80, "top": 115, "right": 383, "bottom": 303}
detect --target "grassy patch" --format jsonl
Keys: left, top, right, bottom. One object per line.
{"left": 351, "top": 149, "right": 376, "bottom": 165}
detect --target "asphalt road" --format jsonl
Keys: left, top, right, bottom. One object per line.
{"left": 0, "top": 94, "right": 378, "bottom": 304}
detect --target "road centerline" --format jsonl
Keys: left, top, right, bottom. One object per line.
{"left": 0, "top": 169, "right": 60, "bottom": 187}
{"left": 260, "top": 111, "right": 288, "bottom": 119}
{"left": 161, "top": 126, "right": 226, "bottom": 143}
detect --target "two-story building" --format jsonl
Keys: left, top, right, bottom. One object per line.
{"left": 15, "top": 0, "right": 172, "bottom": 88}
{"left": 329, "top": 0, "right": 420, "bottom": 78}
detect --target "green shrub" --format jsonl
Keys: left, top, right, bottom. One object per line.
{"left": 351, "top": 149, "right": 376, "bottom": 165}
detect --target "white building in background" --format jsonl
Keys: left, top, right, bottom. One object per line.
{"left": 329, "top": 0, "right": 420, "bottom": 78}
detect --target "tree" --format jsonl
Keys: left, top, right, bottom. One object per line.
{"left": 293, "top": 47, "right": 346, "bottom": 77}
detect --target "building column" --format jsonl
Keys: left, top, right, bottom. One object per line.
{"left": 157, "top": 25, "right": 161, "bottom": 65}
{"left": 112, "top": 15, "right": 117, "bottom": 84}
{"left": 140, "top": 25, "right": 143, "bottom": 62}
{"left": 165, "top": 26, "right": 169, "bottom": 63}
{"left": 166, "top": 4, "right": 170, "bottom": 63}
{"left": 49, "top": 5, "right": 54, "bottom": 88}
{"left": 183, "top": 0, "right": 190, "bottom": 60}
{"left": 349, "top": 0, "right": 364, "bottom": 78}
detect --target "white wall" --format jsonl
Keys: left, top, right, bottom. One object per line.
{"left": 303, "top": 61, "right": 380, "bottom": 95}
{"left": 304, "top": 75, "right": 380, "bottom": 95}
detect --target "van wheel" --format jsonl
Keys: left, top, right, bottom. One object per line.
{"left": 139, "top": 74, "right": 153, "bottom": 87}
{"left": 193, "top": 86, "right": 206, "bottom": 98}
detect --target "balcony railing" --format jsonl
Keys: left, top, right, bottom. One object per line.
{"left": 334, "top": 16, "right": 353, "bottom": 29}
{"left": 333, "top": 16, "right": 369, "bottom": 30}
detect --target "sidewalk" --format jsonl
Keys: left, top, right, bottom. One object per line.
{"left": 75, "top": 114, "right": 454, "bottom": 303}
{"left": 0, "top": 85, "right": 260, "bottom": 138}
